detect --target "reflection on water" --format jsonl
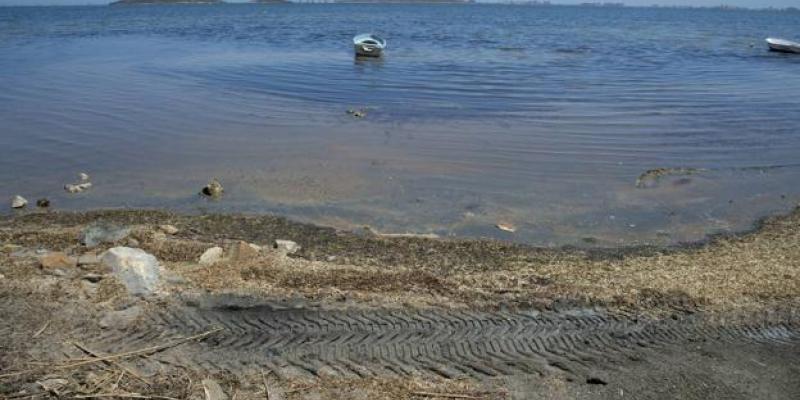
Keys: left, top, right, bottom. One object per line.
{"left": 1, "top": 4, "right": 799, "bottom": 246}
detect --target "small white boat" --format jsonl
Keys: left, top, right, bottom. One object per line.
{"left": 766, "top": 38, "right": 800, "bottom": 54}
{"left": 353, "top": 34, "right": 386, "bottom": 57}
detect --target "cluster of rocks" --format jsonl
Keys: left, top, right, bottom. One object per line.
{"left": 198, "top": 239, "right": 300, "bottom": 266}
{"left": 9, "top": 172, "right": 91, "bottom": 210}
{"left": 17, "top": 220, "right": 302, "bottom": 299}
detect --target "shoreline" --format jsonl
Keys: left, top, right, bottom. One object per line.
{"left": 2, "top": 204, "right": 798, "bottom": 311}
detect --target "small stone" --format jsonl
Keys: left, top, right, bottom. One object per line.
{"left": 199, "top": 246, "right": 224, "bottom": 266}
{"left": 202, "top": 379, "right": 228, "bottom": 400}
{"left": 152, "top": 231, "right": 167, "bottom": 242}
{"left": 39, "top": 252, "right": 77, "bottom": 269}
{"left": 0, "top": 273, "right": 5, "bottom": 279}
{"left": 36, "top": 198, "right": 50, "bottom": 208}
{"left": 496, "top": 223, "right": 517, "bottom": 233}
{"left": 79, "top": 172, "right": 90, "bottom": 181}
{"left": 102, "top": 247, "right": 162, "bottom": 297}
{"left": 228, "top": 241, "right": 261, "bottom": 261}
{"left": 65, "top": 182, "right": 92, "bottom": 193}
{"left": 201, "top": 179, "right": 224, "bottom": 197}
{"left": 83, "top": 273, "right": 103, "bottom": 283}
{"left": 274, "top": 239, "right": 301, "bottom": 254}
{"left": 11, "top": 195, "right": 27, "bottom": 209}
{"left": 159, "top": 224, "right": 179, "bottom": 235}
{"left": 126, "top": 238, "right": 140, "bottom": 247}
{"left": 80, "top": 223, "right": 131, "bottom": 248}
{"left": 77, "top": 253, "right": 100, "bottom": 266}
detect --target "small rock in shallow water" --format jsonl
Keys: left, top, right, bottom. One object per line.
{"left": 496, "top": 223, "right": 517, "bottom": 233}
{"left": 79, "top": 172, "right": 90, "bottom": 181}
{"left": 102, "top": 247, "right": 162, "bottom": 297}
{"left": 80, "top": 223, "right": 131, "bottom": 248}
{"left": 346, "top": 108, "right": 367, "bottom": 118}
{"left": 274, "top": 239, "right": 301, "bottom": 254}
{"left": 159, "top": 224, "right": 179, "bottom": 235}
{"left": 199, "top": 246, "right": 224, "bottom": 266}
{"left": 201, "top": 179, "right": 224, "bottom": 197}
{"left": 39, "top": 252, "right": 77, "bottom": 269}
{"left": 36, "top": 198, "right": 50, "bottom": 208}
{"left": 11, "top": 195, "right": 27, "bottom": 209}
{"left": 65, "top": 182, "right": 92, "bottom": 193}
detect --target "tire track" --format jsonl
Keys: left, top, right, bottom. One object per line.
{"left": 88, "top": 301, "right": 800, "bottom": 380}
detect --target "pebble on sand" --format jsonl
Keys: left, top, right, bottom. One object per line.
{"left": 159, "top": 224, "right": 180, "bottom": 235}
{"left": 199, "top": 246, "right": 224, "bottom": 266}
{"left": 274, "top": 239, "right": 301, "bottom": 254}
{"left": 11, "top": 195, "right": 28, "bottom": 209}
{"left": 39, "top": 252, "right": 77, "bottom": 269}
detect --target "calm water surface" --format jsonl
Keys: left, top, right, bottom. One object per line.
{"left": 1, "top": 4, "right": 799, "bottom": 245}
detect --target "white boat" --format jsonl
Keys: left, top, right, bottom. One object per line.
{"left": 353, "top": 34, "right": 386, "bottom": 57}
{"left": 766, "top": 38, "right": 800, "bottom": 54}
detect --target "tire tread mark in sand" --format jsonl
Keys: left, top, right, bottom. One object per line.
{"left": 86, "top": 306, "right": 800, "bottom": 379}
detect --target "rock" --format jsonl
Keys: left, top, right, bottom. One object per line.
{"left": 228, "top": 241, "right": 261, "bottom": 261}
{"left": 346, "top": 108, "right": 367, "bottom": 118}
{"left": 11, "top": 195, "right": 27, "bottom": 209}
{"left": 77, "top": 253, "right": 100, "bottom": 266}
{"left": 80, "top": 223, "right": 131, "bottom": 248}
{"left": 65, "top": 182, "right": 92, "bottom": 193}
{"left": 202, "top": 379, "right": 228, "bottom": 400}
{"left": 83, "top": 273, "right": 104, "bottom": 283}
{"left": 102, "top": 247, "right": 162, "bottom": 296}
{"left": 201, "top": 179, "right": 224, "bottom": 197}
{"left": 159, "top": 224, "right": 179, "bottom": 235}
{"left": 126, "top": 238, "right": 140, "bottom": 247}
{"left": 79, "top": 172, "right": 90, "bottom": 181}
{"left": 496, "top": 223, "right": 517, "bottom": 233}
{"left": 35, "top": 198, "right": 50, "bottom": 208}
{"left": 199, "top": 246, "right": 224, "bottom": 266}
{"left": 0, "top": 273, "right": 5, "bottom": 279}
{"left": 39, "top": 252, "right": 77, "bottom": 269}
{"left": 274, "top": 239, "right": 301, "bottom": 254}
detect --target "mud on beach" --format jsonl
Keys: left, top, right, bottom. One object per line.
{"left": 1, "top": 208, "right": 799, "bottom": 399}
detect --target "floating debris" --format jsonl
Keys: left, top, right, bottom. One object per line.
{"left": 201, "top": 179, "right": 224, "bottom": 197}
{"left": 496, "top": 223, "right": 517, "bottom": 233}
{"left": 11, "top": 195, "right": 27, "bottom": 209}
{"left": 346, "top": 108, "right": 367, "bottom": 119}
{"left": 36, "top": 198, "right": 50, "bottom": 208}
{"left": 635, "top": 167, "right": 704, "bottom": 188}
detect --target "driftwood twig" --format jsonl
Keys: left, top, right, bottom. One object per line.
{"left": 0, "top": 328, "right": 222, "bottom": 379}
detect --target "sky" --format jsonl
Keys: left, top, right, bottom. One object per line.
{"left": 0, "top": 0, "right": 797, "bottom": 7}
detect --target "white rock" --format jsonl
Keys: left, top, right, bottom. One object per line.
{"left": 65, "top": 182, "right": 92, "bottom": 193}
{"left": 79, "top": 172, "right": 90, "bottom": 181}
{"left": 199, "top": 246, "right": 224, "bottom": 266}
{"left": 159, "top": 224, "right": 179, "bottom": 235}
{"left": 274, "top": 239, "right": 301, "bottom": 254}
{"left": 102, "top": 247, "right": 162, "bottom": 296}
{"left": 11, "top": 195, "right": 27, "bottom": 209}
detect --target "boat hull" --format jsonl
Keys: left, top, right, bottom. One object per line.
{"left": 354, "top": 44, "right": 383, "bottom": 57}
{"left": 767, "top": 38, "right": 800, "bottom": 54}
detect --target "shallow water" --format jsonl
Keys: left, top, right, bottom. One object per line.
{"left": 1, "top": 4, "right": 799, "bottom": 246}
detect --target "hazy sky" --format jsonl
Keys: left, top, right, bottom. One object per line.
{"left": 0, "top": 0, "right": 797, "bottom": 7}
